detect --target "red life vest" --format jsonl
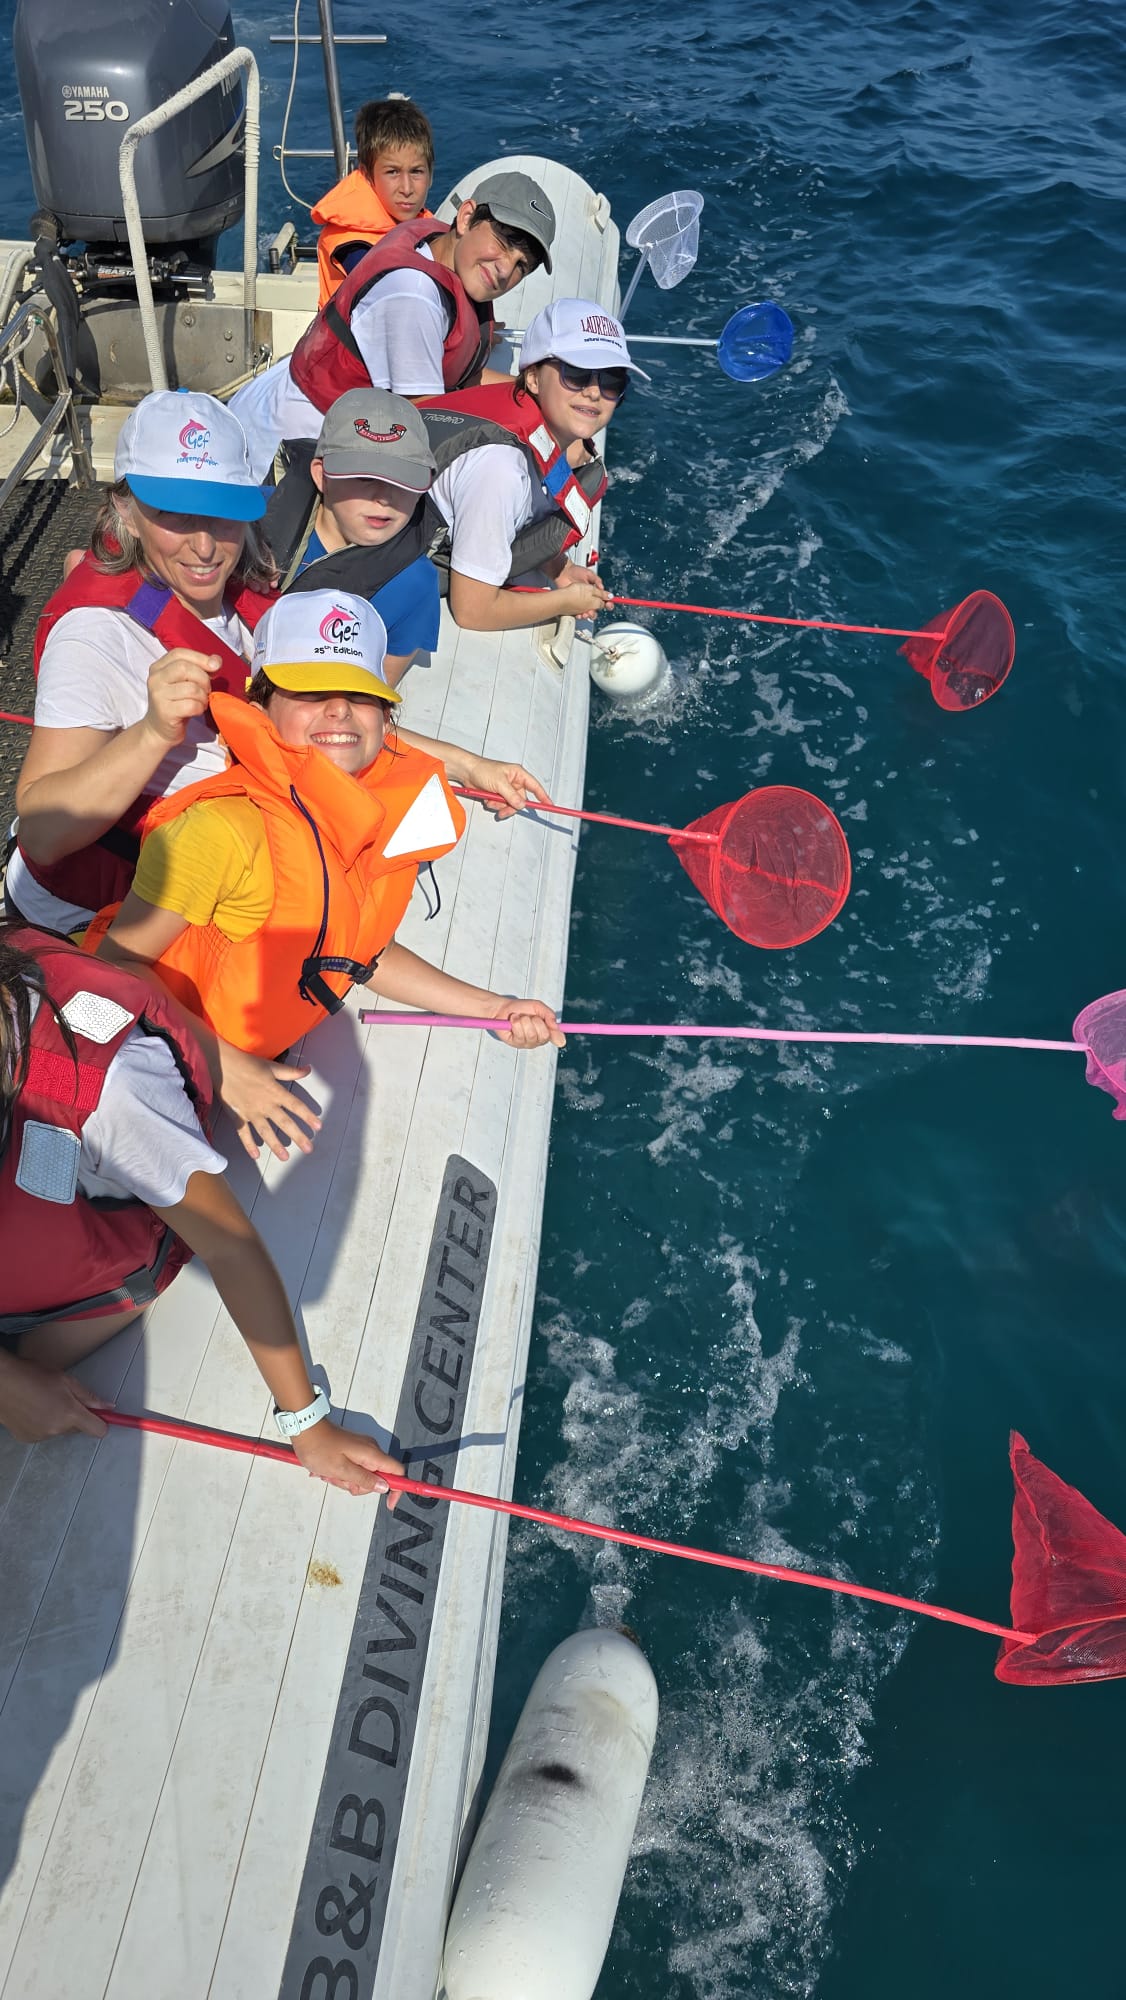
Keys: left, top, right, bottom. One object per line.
{"left": 419, "top": 379, "right": 609, "bottom": 568}
{"left": 0, "top": 927, "right": 214, "bottom": 1337}
{"left": 289, "top": 218, "right": 493, "bottom": 412}
{"left": 85, "top": 693, "right": 467, "bottom": 1058}
{"left": 17, "top": 555, "right": 277, "bottom": 921}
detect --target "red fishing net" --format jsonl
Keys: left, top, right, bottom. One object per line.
{"left": 1072, "top": 989, "right": 1126, "bottom": 1120}
{"left": 996, "top": 1432, "right": 1126, "bottom": 1685}
{"left": 668, "top": 786, "right": 851, "bottom": 949}
{"left": 899, "top": 590, "right": 1015, "bottom": 711}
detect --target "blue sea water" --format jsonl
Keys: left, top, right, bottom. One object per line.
{"left": 3, "top": 0, "right": 1126, "bottom": 1990}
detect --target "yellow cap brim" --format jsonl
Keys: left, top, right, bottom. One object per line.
{"left": 264, "top": 660, "right": 401, "bottom": 704}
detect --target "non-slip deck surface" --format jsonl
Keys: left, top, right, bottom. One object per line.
{"left": 0, "top": 157, "right": 618, "bottom": 2000}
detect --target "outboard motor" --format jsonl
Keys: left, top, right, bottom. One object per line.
{"left": 13, "top": 0, "right": 245, "bottom": 265}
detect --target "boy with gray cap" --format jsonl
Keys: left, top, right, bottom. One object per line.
{"left": 232, "top": 172, "right": 555, "bottom": 482}
{"left": 264, "top": 387, "right": 441, "bottom": 684}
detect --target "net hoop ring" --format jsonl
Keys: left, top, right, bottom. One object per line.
{"left": 930, "top": 589, "right": 1016, "bottom": 712}
{"left": 670, "top": 784, "right": 852, "bottom": 950}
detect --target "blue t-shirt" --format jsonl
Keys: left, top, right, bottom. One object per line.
{"left": 297, "top": 534, "right": 441, "bottom": 658}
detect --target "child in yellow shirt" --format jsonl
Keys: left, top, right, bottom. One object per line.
{"left": 313, "top": 98, "right": 435, "bottom": 309}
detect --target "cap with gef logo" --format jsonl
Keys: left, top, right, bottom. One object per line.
{"left": 250, "top": 590, "right": 401, "bottom": 703}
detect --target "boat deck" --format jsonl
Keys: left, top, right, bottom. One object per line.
{"left": 0, "top": 157, "right": 619, "bottom": 1999}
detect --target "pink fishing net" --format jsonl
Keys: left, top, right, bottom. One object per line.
{"left": 899, "top": 589, "right": 1015, "bottom": 711}
{"left": 668, "top": 786, "right": 851, "bottom": 949}
{"left": 1072, "top": 989, "right": 1126, "bottom": 1119}
{"left": 996, "top": 1432, "right": 1126, "bottom": 1685}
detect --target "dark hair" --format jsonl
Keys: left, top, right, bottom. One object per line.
{"left": 0, "top": 923, "right": 77, "bottom": 1161}
{"left": 91, "top": 480, "right": 276, "bottom": 592}
{"left": 467, "top": 203, "right": 544, "bottom": 275}
{"left": 355, "top": 98, "right": 435, "bottom": 176}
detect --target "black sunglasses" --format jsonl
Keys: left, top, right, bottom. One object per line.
{"left": 553, "top": 359, "right": 631, "bottom": 400}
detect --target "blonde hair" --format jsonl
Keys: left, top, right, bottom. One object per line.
{"left": 91, "top": 479, "right": 277, "bottom": 592}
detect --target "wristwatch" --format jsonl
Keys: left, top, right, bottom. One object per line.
{"left": 274, "top": 1388, "right": 331, "bottom": 1439}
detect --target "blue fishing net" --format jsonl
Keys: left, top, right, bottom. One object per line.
{"left": 716, "top": 302, "right": 795, "bottom": 382}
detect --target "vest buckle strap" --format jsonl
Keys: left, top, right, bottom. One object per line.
{"left": 298, "top": 953, "right": 381, "bottom": 1015}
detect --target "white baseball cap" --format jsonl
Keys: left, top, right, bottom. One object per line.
{"left": 250, "top": 590, "right": 400, "bottom": 704}
{"left": 115, "top": 390, "right": 266, "bottom": 521}
{"left": 520, "top": 298, "right": 651, "bottom": 382}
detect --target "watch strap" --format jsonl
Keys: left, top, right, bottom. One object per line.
{"left": 274, "top": 1388, "right": 331, "bottom": 1438}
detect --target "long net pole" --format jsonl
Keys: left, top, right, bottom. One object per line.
{"left": 101, "top": 1409, "right": 1030, "bottom": 1643}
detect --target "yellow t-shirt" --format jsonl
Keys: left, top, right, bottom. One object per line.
{"left": 133, "top": 797, "right": 274, "bottom": 942}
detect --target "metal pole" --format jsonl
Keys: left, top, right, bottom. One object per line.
{"left": 317, "top": 0, "right": 349, "bottom": 179}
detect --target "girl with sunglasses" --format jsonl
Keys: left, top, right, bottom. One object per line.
{"left": 418, "top": 298, "right": 648, "bottom": 634}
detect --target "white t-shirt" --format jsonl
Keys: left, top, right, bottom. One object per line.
{"left": 7, "top": 601, "right": 250, "bottom": 935}
{"left": 231, "top": 245, "right": 449, "bottom": 481}
{"left": 429, "top": 444, "right": 558, "bottom": 586}
{"left": 21, "top": 991, "right": 225, "bottom": 1210}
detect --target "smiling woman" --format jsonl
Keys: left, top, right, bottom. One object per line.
{"left": 5, "top": 391, "right": 277, "bottom": 937}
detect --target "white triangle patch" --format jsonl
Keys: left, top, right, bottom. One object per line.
{"left": 382, "top": 773, "right": 458, "bottom": 860}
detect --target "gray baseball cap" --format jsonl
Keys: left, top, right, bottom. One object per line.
{"left": 314, "top": 388, "right": 436, "bottom": 492}
{"left": 470, "top": 171, "right": 555, "bottom": 273}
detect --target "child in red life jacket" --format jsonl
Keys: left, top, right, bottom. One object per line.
{"left": 0, "top": 922, "right": 403, "bottom": 1496}
{"left": 230, "top": 172, "right": 556, "bottom": 482}
{"left": 420, "top": 298, "right": 648, "bottom": 635}
{"left": 8, "top": 391, "right": 276, "bottom": 938}
{"left": 312, "top": 98, "right": 435, "bottom": 311}
{"left": 91, "top": 592, "right": 565, "bottom": 1165}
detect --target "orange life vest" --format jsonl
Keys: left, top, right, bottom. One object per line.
{"left": 17, "top": 554, "right": 277, "bottom": 922}
{"left": 111, "top": 692, "right": 466, "bottom": 1057}
{"left": 312, "top": 169, "right": 433, "bottom": 310}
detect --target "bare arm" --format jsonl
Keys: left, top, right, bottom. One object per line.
{"left": 16, "top": 649, "right": 221, "bottom": 865}
{"left": 447, "top": 567, "right": 611, "bottom": 634}
{"left": 395, "top": 729, "right": 551, "bottom": 818}
{"left": 152, "top": 1170, "right": 403, "bottom": 1498}
{"left": 367, "top": 938, "right": 564, "bottom": 1047}
{"left": 97, "top": 892, "right": 322, "bottom": 1162}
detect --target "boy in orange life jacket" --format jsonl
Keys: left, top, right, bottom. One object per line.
{"left": 313, "top": 98, "right": 435, "bottom": 311}
{"left": 92, "top": 591, "right": 565, "bottom": 1165}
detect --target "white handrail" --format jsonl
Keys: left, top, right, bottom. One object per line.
{"left": 118, "top": 47, "right": 261, "bottom": 394}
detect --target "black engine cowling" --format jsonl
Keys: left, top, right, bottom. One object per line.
{"left": 13, "top": 0, "right": 246, "bottom": 253}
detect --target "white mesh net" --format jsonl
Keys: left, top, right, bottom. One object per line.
{"left": 624, "top": 190, "right": 704, "bottom": 291}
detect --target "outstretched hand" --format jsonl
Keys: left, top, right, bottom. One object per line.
{"left": 216, "top": 1044, "right": 323, "bottom": 1162}
{"left": 294, "top": 1420, "right": 405, "bottom": 1501}
{"left": 461, "top": 752, "right": 553, "bottom": 820}
{"left": 0, "top": 1355, "right": 111, "bottom": 1444}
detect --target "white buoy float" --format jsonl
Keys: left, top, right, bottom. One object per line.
{"left": 440, "top": 1626, "right": 659, "bottom": 2000}
{"left": 588, "top": 620, "right": 669, "bottom": 698}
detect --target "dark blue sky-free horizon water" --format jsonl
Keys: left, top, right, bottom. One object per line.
{"left": 3, "top": 1, "right": 1125, "bottom": 1990}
